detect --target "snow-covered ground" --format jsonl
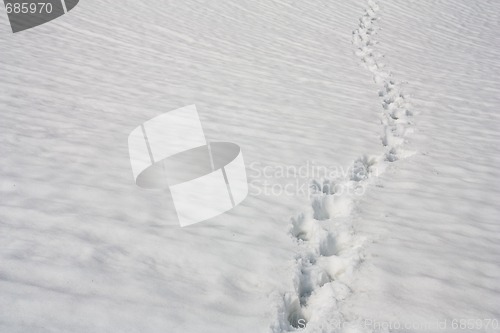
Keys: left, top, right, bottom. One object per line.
{"left": 1, "top": 0, "right": 499, "bottom": 332}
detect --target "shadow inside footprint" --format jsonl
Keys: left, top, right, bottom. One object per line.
{"left": 287, "top": 299, "right": 308, "bottom": 329}
{"left": 351, "top": 155, "right": 377, "bottom": 181}
{"left": 290, "top": 213, "right": 313, "bottom": 241}
{"left": 311, "top": 179, "right": 337, "bottom": 195}
{"left": 312, "top": 196, "right": 330, "bottom": 220}
{"left": 319, "top": 233, "right": 338, "bottom": 257}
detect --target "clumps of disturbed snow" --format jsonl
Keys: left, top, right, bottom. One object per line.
{"left": 352, "top": 0, "right": 415, "bottom": 162}
{"left": 276, "top": 156, "right": 376, "bottom": 332}
{"left": 273, "top": 0, "right": 417, "bottom": 331}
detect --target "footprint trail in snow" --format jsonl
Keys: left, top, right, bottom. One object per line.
{"left": 273, "top": 1, "right": 416, "bottom": 331}
{"left": 352, "top": 0, "right": 415, "bottom": 162}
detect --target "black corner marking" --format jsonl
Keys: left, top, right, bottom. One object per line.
{"left": 64, "top": 0, "right": 78, "bottom": 12}
{"left": 3, "top": 0, "right": 79, "bottom": 33}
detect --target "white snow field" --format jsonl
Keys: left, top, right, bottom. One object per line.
{"left": 1, "top": 0, "right": 499, "bottom": 332}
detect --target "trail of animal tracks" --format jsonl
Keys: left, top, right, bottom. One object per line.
{"left": 274, "top": 1, "right": 418, "bottom": 331}
{"left": 1, "top": 0, "right": 500, "bottom": 332}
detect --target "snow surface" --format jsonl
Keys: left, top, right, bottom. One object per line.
{"left": 1, "top": 0, "right": 499, "bottom": 332}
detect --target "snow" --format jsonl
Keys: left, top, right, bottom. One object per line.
{"left": 343, "top": 1, "right": 500, "bottom": 330}
{"left": 1, "top": 0, "right": 499, "bottom": 332}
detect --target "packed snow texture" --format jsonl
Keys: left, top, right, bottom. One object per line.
{"left": 1, "top": 0, "right": 499, "bottom": 332}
